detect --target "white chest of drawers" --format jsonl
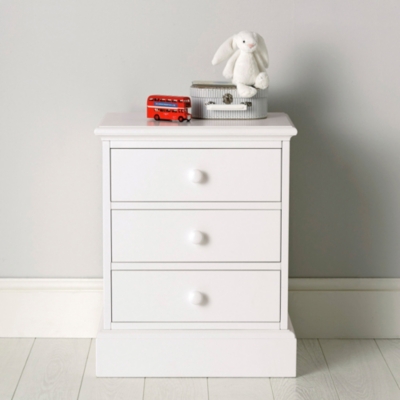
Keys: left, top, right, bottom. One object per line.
{"left": 95, "top": 112, "right": 297, "bottom": 377}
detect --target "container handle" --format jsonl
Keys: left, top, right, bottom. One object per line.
{"left": 206, "top": 102, "right": 251, "bottom": 111}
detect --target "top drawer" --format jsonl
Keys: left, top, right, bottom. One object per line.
{"left": 110, "top": 149, "right": 281, "bottom": 202}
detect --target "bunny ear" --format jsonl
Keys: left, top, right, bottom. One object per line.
{"left": 255, "top": 33, "right": 269, "bottom": 69}
{"left": 211, "top": 35, "right": 237, "bottom": 65}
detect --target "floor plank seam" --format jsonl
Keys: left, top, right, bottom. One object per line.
{"left": 206, "top": 377, "right": 210, "bottom": 400}
{"left": 10, "top": 338, "right": 35, "bottom": 400}
{"left": 317, "top": 339, "right": 342, "bottom": 400}
{"left": 76, "top": 338, "right": 92, "bottom": 400}
{"left": 269, "top": 377, "right": 276, "bottom": 400}
{"left": 142, "top": 377, "right": 147, "bottom": 400}
{"left": 374, "top": 339, "right": 400, "bottom": 391}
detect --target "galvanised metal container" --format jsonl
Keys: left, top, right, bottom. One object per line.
{"left": 190, "top": 81, "right": 268, "bottom": 119}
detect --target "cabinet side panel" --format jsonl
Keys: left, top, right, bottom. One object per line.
{"left": 280, "top": 141, "right": 290, "bottom": 329}
{"left": 102, "top": 141, "right": 112, "bottom": 329}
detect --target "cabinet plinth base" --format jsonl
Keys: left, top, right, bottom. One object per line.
{"left": 96, "top": 319, "right": 297, "bottom": 377}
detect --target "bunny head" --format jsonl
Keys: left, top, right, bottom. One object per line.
{"left": 235, "top": 31, "right": 260, "bottom": 54}
{"left": 211, "top": 30, "right": 269, "bottom": 69}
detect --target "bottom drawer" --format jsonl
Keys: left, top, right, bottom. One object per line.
{"left": 112, "top": 271, "right": 281, "bottom": 323}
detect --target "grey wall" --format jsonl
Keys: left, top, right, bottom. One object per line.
{"left": 1, "top": 0, "right": 399, "bottom": 278}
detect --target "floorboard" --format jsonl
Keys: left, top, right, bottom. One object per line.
{"left": 271, "top": 339, "right": 339, "bottom": 400}
{"left": 0, "top": 338, "right": 34, "bottom": 400}
{"left": 376, "top": 339, "right": 400, "bottom": 389}
{"left": 320, "top": 339, "right": 400, "bottom": 400}
{"left": 12, "top": 338, "right": 90, "bottom": 400}
{"left": 143, "top": 378, "right": 208, "bottom": 400}
{"left": 208, "top": 378, "right": 274, "bottom": 400}
{"left": 78, "top": 339, "right": 144, "bottom": 400}
{"left": 5, "top": 338, "right": 400, "bottom": 400}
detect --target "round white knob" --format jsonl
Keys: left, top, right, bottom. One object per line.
{"left": 189, "top": 230, "right": 205, "bottom": 244}
{"left": 188, "top": 291, "right": 204, "bottom": 305}
{"left": 188, "top": 169, "right": 205, "bottom": 183}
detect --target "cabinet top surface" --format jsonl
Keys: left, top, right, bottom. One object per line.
{"left": 94, "top": 111, "right": 297, "bottom": 139}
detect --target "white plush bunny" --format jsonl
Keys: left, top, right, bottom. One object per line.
{"left": 211, "top": 31, "right": 269, "bottom": 98}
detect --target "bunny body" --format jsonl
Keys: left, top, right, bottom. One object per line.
{"left": 212, "top": 31, "right": 269, "bottom": 98}
{"left": 232, "top": 52, "right": 260, "bottom": 83}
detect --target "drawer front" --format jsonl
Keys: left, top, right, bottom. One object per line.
{"left": 110, "top": 149, "right": 281, "bottom": 202}
{"left": 111, "top": 210, "right": 281, "bottom": 262}
{"left": 112, "top": 270, "right": 281, "bottom": 322}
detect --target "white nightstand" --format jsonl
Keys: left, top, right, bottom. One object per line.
{"left": 95, "top": 112, "right": 297, "bottom": 377}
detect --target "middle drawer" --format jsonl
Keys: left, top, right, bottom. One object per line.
{"left": 111, "top": 210, "right": 281, "bottom": 262}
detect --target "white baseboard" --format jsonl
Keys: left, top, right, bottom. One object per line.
{"left": 0, "top": 278, "right": 399, "bottom": 338}
{"left": 289, "top": 278, "right": 400, "bottom": 338}
{"left": 0, "top": 279, "right": 103, "bottom": 338}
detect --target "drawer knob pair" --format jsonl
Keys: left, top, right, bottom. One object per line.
{"left": 188, "top": 291, "right": 204, "bottom": 305}
{"left": 188, "top": 169, "right": 205, "bottom": 183}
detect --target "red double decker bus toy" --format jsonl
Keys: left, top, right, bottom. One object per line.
{"left": 147, "top": 95, "right": 192, "bottom": 122}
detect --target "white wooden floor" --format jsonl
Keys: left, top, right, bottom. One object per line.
{"left": 1, "top": 339, "right": 400, "bottom": 400}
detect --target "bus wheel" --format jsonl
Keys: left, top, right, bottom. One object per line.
{"left": 178, "top": 116, "right": 184, "bottom": 122}
{"left": 154, "top": 115, "right": 160, "bottom": 121}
